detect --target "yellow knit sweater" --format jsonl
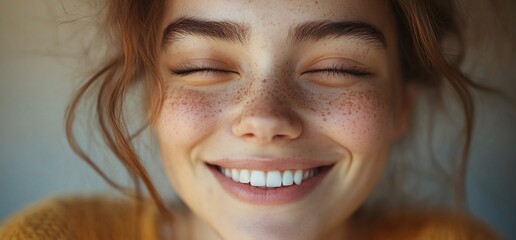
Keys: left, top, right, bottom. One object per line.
{"left": 0, "top": 196, "right": 501, "bottom": 240}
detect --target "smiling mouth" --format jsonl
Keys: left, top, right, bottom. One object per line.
{"left": 215, "top": 165, "right": 329, "bottom": 188}
{"left": 206, "top": 163, "right": 334, "bottom": 204}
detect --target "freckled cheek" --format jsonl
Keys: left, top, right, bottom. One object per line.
{"left": 318, "top": 93, "right": 392, "bottom": 152}
{"left": 156, "top": 90, "right": 224, "bottom": 147}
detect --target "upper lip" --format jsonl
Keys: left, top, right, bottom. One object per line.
{"left": 205, "top": 157, "right": 335, "bottom": 171}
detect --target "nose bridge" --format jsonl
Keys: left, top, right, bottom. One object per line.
{"left": 233, "top": 77, "right": 302, "bottom": 143}
{"left": 242, "top": 79, "right": 288, "bottom": 114}
{"left": 241, "top": 77, "right": 291, "bottom": 119}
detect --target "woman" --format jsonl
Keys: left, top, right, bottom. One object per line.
{"left": 0, "top": 0, "right": 506, "bottom": 239}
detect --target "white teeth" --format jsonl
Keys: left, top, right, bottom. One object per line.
{"left": 303, "top": 171, "right": 309, "bottom": 180}
{"left": 239, "top": 169, "right": 250, "bottom": 184}
{"left": 266, "top": 171, "right": 282, "bottom": 188}
{"left": 224, "top": 168, "right": 232, "bottom": 177}
{"left": 219, "top": 167, "right": 321, "bottom": 187}
{"left": 282, "top": 170, "right": 294, "bottom": 186}
{"left": 231, "top": 169, "right": 240, "bottom": 182}
{"left": 250, "top": 170, "right": 266, "bottom": 187}
{"left": 294, "top": 170, "right": 303, "bottom": 185}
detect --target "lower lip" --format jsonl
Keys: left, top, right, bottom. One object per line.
{"left": 208, "top": 164, "right": 333, "bottom": 205}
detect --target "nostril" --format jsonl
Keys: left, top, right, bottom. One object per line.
{"left": 272, "top": 134, "right": 288, "bottom": 141}
{"left": 242, "top": 133, "right": 254, "bottom": 139}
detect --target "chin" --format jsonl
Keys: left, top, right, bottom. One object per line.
{"left": 214, "top": 214, "right": 324, "bottom": 240}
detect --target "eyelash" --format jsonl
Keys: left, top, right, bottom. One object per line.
{"left": 171, "top": 65, "right": 234, "bottom": 76}
{"left": 304, "top": 64, "right": 371, "bottom": 77}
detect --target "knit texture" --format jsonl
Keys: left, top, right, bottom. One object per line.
{"left": 368, "top": 210, "right": 501, "bottom": 240}
{"left": 0, "top": 196, "right": 161, "bottom": 240}
{"left": 0, "top": 196, "right": 501, "bottom": 239}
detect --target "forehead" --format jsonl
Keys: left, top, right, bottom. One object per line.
{"left": 164, "top": 0, "right": 396, "bottom": 37}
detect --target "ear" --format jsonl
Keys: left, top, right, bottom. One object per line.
{"left": 392, "top": 82, "right": 418, "bottom": 140}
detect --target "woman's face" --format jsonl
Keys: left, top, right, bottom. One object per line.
{"left": 155, "top": 0, "right": 408, "bottom": 239}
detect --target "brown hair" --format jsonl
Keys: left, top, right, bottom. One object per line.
{"left": 65, "top": 0, "right": 170, "bottom": 217}
{"left": 65, "top": 0, "right": 491, "bottom": 220}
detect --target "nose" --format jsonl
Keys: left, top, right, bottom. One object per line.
{"left": 232, "top": 96, "right": 302, "bottom": 144}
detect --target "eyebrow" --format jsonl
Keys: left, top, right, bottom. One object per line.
{"left": 162, "top": 17, "right": 385, "bottom": 48}
{"left": 162, "top": 17, "right": 250, "bottom": 47}
{"left": 289, "top": 20, "right": 386, "bottom": 47}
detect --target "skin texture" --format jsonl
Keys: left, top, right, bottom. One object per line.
{"left": 153, "top": 0, "right": 411, "bottom": 239}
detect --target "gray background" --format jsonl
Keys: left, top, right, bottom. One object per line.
{"left": 1, "top": 0, "right": 515, "bottom": 238}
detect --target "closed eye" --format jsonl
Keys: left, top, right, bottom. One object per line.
{"left": 303, "top": 65, "right": 371, "bottom": 77}
{"left": 171, "top": 66, "right": 237, "bottom": 77}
